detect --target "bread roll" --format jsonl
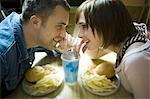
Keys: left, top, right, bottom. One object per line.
{"left": 25, "top": 66, "right": 45, "bottom": 82}
{"left": 95, "top": 62, "right": 115, "bottom": 78}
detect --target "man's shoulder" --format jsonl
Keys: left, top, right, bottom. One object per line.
{"left": 0, "top": 12, "right": 21, "bottom": 55}
{"left": 0, "top": 12, "right": 20, "bottom": 26}
{"left": 0, "top": 38, "right": 15, "bottom": 56}
{"left": 0, "top": 13, "right": 17, "bottom": 55}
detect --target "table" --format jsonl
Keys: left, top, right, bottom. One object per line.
{"left": 6, "top": 52, "right": 134, "bottom": 99}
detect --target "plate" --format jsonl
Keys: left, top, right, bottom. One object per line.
{"left": 22, "top": 65, "right": 64, "bottom": 96}
{"left": 81, "top": 71, "right": 120, "bottom": 96}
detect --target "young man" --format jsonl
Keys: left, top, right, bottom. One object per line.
{"left": 0, "top": 0, "right": 70, "bottom": 97}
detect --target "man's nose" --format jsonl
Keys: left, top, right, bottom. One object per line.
{"left": 60, "top": 29, "right": 66, "bottom": 38}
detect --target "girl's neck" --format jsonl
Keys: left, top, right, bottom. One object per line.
{"left": 107, "top": 45, "right": 120, "bottom": 53}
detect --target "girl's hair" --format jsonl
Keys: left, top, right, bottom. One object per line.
{"left": 22, "top": 0, "right": 70, "bottom": 23}
{"left": 76, "top": 0, "right": 137, "bottom": 48}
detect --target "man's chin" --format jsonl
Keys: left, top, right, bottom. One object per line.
{"left": 48, "top": 46, "right": 56, "bottom": 51}
{"left": 47, "top": 47, "right": 53, "bottom": 51}
{"left": 40, "top": 45, "right": 53, "bottom": 51}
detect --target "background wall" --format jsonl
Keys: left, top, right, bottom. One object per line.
{"left": 122, "top": 0, "right": 149, "bottom": 23}
{"left": 0, "top": 0, "right": 149, "bottom": 34}
{"left": 68, "top": 0, "right": 150, "bottom": 35}
{"left": 122, "top": 0, "right": 145, "bottom": 6}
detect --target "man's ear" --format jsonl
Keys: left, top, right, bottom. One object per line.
{"left": 29, "top": 15, "right": 41, "bottom": 29}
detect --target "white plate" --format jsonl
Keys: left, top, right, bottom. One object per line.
{"left": 81, "top": 72, "right": 120, "bottom": 96}
{"left": 22, "top": 66, "right": 64, "bottom": 96}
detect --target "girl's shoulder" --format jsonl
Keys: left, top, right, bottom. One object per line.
{"left": 124, "top": 41, "right": 150, "bottom": 59}
{"left": 119, "top": 41, "right": 150, "bottom": 68}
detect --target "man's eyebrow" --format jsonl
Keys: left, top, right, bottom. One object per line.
{"left": 58, "top": 22, "right": 67, "bottom": 26}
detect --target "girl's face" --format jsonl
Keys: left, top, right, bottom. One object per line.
{"left": 77, "top": 12, "right": 102, "bottom": 50}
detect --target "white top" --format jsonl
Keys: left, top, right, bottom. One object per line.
{"left": 116, "top": 41, "right": 150, "bottom": 99}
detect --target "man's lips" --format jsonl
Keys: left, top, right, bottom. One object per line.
{"left": 52, "top": 39, "right": 59, "bottom": 48}
{"left": 55, "top": 42, "right": 60, "bottom": 48}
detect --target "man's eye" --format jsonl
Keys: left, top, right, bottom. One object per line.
{"left": 57, "top": 26, "right": 62, "bottom": 30}
{"left": 65, "top": 26, "right": 69, "bottom": 31}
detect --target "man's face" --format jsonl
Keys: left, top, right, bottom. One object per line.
{"left": 77, "top": 12, "right": 101, "bottom": 50}
{"left": 37, "top": 5, "right": 69, "bottom": 50}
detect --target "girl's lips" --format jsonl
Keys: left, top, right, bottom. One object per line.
{"left": 82, "top": 41, "right": 89, "bottom": 53}
{"left": 84, "top": 40, "right": 90, "bottom": 47}
{"left": 83, "top": 40, "right": 89, "bottom": 44}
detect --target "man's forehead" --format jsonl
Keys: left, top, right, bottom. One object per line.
{"left": 51, "top": 5, "right": 69, "bottom": 15}
{"left": 46, "top": 5, "right": 69, "bottom": 26}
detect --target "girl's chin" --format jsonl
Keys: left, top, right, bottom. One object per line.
{"left": 87, "top": 45, "right": 98, "bottom": 51}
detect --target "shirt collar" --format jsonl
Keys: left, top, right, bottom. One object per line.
{"left": 13, "top": 12, "right": 29, "bottom": 62}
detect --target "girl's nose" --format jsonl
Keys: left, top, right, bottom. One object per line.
{"left": 78, "top": 30, "right": 84, "bottom": 38}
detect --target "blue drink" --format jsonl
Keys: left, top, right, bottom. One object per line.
{"left": 61, "top": 51, "right": 79, "bottom": 85}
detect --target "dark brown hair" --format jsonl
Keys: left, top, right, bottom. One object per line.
{"left": 22, "top": 0, "right": 70, "bottom": 23}
{"left": 76, "top": 0, "right": 137, "bottom": 48}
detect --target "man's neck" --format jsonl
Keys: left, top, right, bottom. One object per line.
{"left": 23, "top": 23, "right": 37, "bottom": 49}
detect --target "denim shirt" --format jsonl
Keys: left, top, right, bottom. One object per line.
{"left": 0, "top": 12, "right": 34, "bottom": 91}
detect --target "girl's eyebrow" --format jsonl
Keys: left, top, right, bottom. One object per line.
{"left": 78, "top": 22, "right": 86, "bottom": 25}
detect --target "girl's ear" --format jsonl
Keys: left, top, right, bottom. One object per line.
{"left": 29, "top": 15, "right": 41, "bottom": 29}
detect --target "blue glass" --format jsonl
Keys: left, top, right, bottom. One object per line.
{"left": 63, "top": 61, "right": 79, "bottom": 84}
{"left": 61, "top": 51, "right": 79, "bottom": 85}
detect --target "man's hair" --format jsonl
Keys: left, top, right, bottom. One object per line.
{"left": 22, "top": 0, "right": 70, "bottom": 23}
{"left": 76, "top": 0, "right": 137, "bottom": 48}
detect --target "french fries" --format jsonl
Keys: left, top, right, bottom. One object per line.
{"left": 82, "top": 71, "right": 117, "bottom": 92}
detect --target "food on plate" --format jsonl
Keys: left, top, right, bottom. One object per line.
{"left": 95, "top": 62, "right": 115, "bottom": 78}
{"left": 81, "top": 62, "right": 120, "bottom": 95}
{"left": 23, "top": 65, "right": 63, "bottom": 96}
{"left": 82, "top": 71, "right": 117, "bottom": 92}
{"left": 25, "top": 66, "right": 45, "bottom": 82}
{"left": 43, "top": 65, "right": 55, "bottom": 75}
{"left": 33, "top": 74, "right": 60, "bottom": 92}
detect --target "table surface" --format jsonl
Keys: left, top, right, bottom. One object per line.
{"left": 6, "top": 52, "right": 134, "bottom": 99}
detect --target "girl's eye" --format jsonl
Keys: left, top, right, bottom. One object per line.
{"left": 82, "top": 25, "right": 87, "bottom": 28}
{"left": 79, "top": 24, "right": 87, "bottom": 29}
